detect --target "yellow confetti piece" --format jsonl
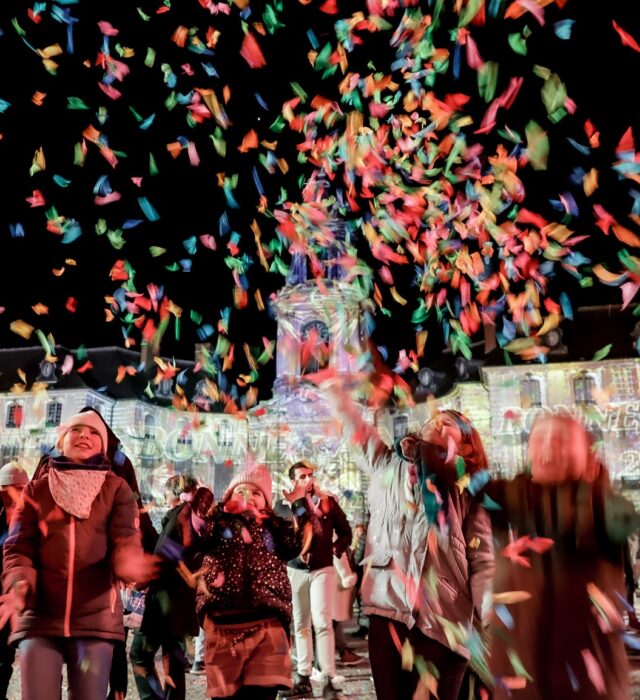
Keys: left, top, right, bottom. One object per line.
{"left": 10, "top": 320, "right": 34, "bottom": 339}
{"left": 493, "top": 591, "right": 532, "bottom": 604}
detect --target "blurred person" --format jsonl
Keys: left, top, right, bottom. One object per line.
{"left": 130, "top": 474, "right": 207, "bottom": 700}
{"left": 349, "top": 521, "right": 369, "bottom": 638}
{"left": 195, "top": 463, "right": 312, "bottom": 700}
{"left": 481, "top": 414, "right": 639, "bottom": 699}
{"left": 324, "top": 383, "right": 495, "bottom": 700}
{"left": 276, "top": 461, "right": 352, "bottom": 700}
{"left": 408, "top": 412, "right": 640, "bottom": 698}
{"left": 0, "top": 461, "right": 28, "bottom": 700}
{"left": 0, "top": 411, "right": 159, "bottom": 700}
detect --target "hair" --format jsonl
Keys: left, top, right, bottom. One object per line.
{"left": 164, "top": 474, "right": 198, "bottom": 498}
{"left": 420, "top": 409, "right": 488, "bottom": 475}
{"left": 288, "top": 460, "right": 315, "bottom": 481}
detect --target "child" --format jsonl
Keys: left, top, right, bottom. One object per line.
{"left": 196, "top": 463, "right": 310, "bottom": 700}
{"left": 0, "top": 411, "right": 159, "bottom": 700}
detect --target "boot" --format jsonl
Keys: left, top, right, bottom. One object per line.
{"left": 322, "top": 677, "right": 343, "bottom": 699}
{"left": 279, "top": 673, "right": 313, "bottom": 698}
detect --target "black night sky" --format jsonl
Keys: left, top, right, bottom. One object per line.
{"left": 0, "top": 0, "right": 638, "bottom": 405}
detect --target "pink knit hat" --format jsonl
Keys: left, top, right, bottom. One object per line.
{"left": 223, "top": 464, "right": 273, "bottom": 508}
{"left": 56, "top": 411, "right": 109, "bottom": 454}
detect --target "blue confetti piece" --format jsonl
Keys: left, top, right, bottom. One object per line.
{"left": 494, "top": 604, "right": 514, "bottom": 629}
{"left": 222, "top": 527, "right": 233, "bottom": 540}
{"left": 122, "top": 219, "right": 143, "bottom": 230}
{"left": 553, "top": 19, "right": 574, "bottom": 40}
{"left": 138, "top": 197, "right": 160, "bottom": 221}
{"left": 9, "top": 223, "right": 25, "bottom": 238}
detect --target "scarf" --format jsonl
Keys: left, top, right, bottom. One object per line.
{"left": 48, "top": 455, "right": 111, "bottom": 520}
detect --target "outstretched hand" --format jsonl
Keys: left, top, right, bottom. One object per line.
{"left": 0, "top": 580, "right": 28, "bottom": 632}
{"left": 114, "top": 547, "right": 162, "bottom": 587}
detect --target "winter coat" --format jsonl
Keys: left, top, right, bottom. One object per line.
{"left": 357, "top": 435, "right": 495, "bottom": 661}
{"left": 33, "top": 407, "right": 158, "bottom": 553}
{"left": 3, "top": 460, "right": 142, "bottom": 644}
{"left": 195, "top": 502, "right": 310, "bottom": 630}
{"left": 140, "top": 501, "right": 201, "bottom": 639}
{"left": 485, "top": 473, "right": 638, "bottom": 700}
{"left": 276, "top": 493, "right": 352, "bottom": 571}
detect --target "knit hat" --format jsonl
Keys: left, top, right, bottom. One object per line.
{"left": 0, "top": 461, "right": 28, "bottom": 489}
{"left": 56, "top": 411, "right": 109, "bottom": 455}
{"left": 223, "top": 464, "right": 273, "bottom": 508}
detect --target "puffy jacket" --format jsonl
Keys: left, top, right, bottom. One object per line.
{"left": 3, "top": 470, "right": 141, "bottom": 644}
{"left": 358, "top": 435, "right": 495, "bottom": 660}
{"left": 196, "top": 503, "right": 310, "bottom": 629}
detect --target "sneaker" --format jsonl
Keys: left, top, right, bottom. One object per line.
{"left": 322, "top": 678, "right": 344, "bottom": 700}
{"left": 279, "top": 674, "right": 313, "bottom": 698}
{"left": 338, "top": 648, "right": 366, "bottom": 666}
{"left": 190, "top": 661, "right": 206, "bottom": 675}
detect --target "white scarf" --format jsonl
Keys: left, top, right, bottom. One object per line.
{"left": 49, "top": 468, "right": 108, "bottom": 519}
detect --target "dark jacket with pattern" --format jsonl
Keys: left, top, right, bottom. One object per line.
{"left": 195, "top": 501, "right": 311, "bottom": 630}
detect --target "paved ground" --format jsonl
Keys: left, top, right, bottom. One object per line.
{"left": 6, "top": 634, "right": 640, "bottom": 698}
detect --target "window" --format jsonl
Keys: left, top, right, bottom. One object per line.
{"left": 144, "top": 414, "right": 156, "bottom": 440}
{"left": 177, "top": 420, "right": 192, "bottom": 448}
{"left": 45, "top": 400, "right": 63, "bottom": 428}
{"left": 520, "top": 374, "right": 541, "bottom": 409}
{"left": 300, "top": 319, "right": 331, "bottom": 375}
{"left": 38, "top": 359, "right": 57, "bottom": 383}
{"left": 393, "top": 414, "right": 409, "bottom": 441}
{"left": 5, "top": 403, "right": 23, "bottom": 429}
{"left": 573, "top": 373, "right": 595, "bottom": 404}
{"left": 217, "top": 420, "right": 233, "bottom": 448}
{"left": 0, "top": 442, "right": 20, "bottom": 464}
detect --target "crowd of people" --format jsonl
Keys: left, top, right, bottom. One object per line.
{"left": 0, "top": 396, "right": 637, "bottom": 700}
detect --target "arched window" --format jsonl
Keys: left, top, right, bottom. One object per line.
{"left": 300, "top": 319, "right": 331, "bottom": 376}
{"left": 45, "top": 400, "right": 63, "bottom": 428}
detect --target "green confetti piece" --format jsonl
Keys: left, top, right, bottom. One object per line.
{"left": 592, "top": 344, "right": 612, "bottom": 362}
{"left": 66, "top": 97, "right": 90, "bottom": 110}
{"left": 508, "top": 32, "right": 528, "bottom": 56}
{"left": 525, "top": 120, "right": 549, "bottom": 170}
{"left": 149, "top": 246, "right": 166, "bottom": 257}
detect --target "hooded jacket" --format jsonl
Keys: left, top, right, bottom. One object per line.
{"left": 33, "top": 407, "right": 158, "bottom": 552}
{"left": 352, "top": 431, "right": 495, "bottom": 661}
{"left": 3, "top": 455, "right": 142, "bottom": 644}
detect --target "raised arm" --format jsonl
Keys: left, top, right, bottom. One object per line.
{"left": 320, "top": 379, "right": 392, "bottom": 473}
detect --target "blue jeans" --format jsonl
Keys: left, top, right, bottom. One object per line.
{"left": 19, "top": 637, "right": 114, "bottom": 700}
